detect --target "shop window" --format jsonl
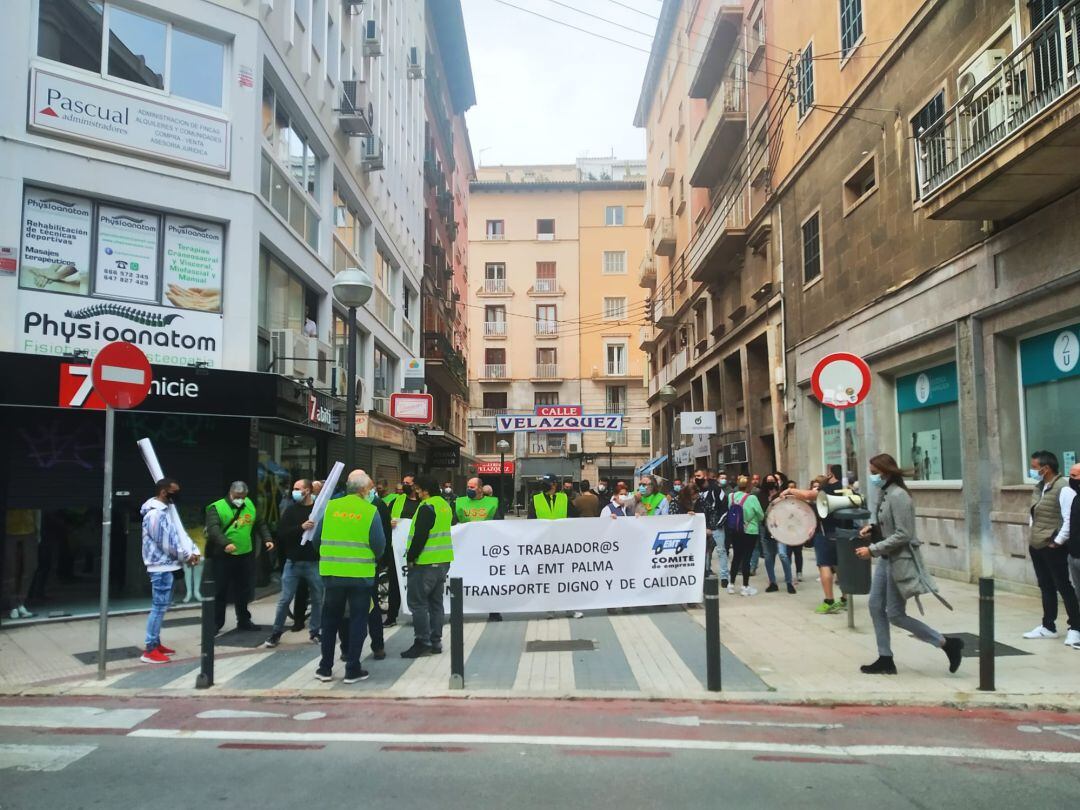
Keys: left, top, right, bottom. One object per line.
{"left": 895, "top": 362, "right": 962, "bottom": 481}
{"left": 1020, "top": 323, "right": 1080, "bottom": 477}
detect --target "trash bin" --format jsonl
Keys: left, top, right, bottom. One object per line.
{"left": 832, "top": 508, "right": 872, "bottom": 595}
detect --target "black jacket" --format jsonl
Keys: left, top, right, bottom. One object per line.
{"left": 275, "top": 502, "right": 316, "bottom": 562}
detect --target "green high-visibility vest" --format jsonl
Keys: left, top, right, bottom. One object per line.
{"left": 211, "top": 498, "right": 257, "bottom": 555}
{"left": 391, "top": 494, "right": 418, "bottom": 519}
{"left": 455, "top": 495, "right": 499, "bottom": 523}
{"left": 532, "top": 491, "right": 568, "bottom": 520}
{"left": 318, "top": 494, "right": 378, "bottom": 578}
{"left": 408, "top": 495, "right": 454, "bottom": 565}
{"left": 641, "top": 492, "right": 665, "bottom": 515}
{"left": 382, "top": 493, "right": 398, "bottom": 506}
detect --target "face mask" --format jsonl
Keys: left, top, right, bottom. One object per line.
{"left": 869, "top": 473, "right": 883, "bottom": 487}
{"left": 466, "top": 488, "right": 477, "bottom": 498}
{"left": 673, "top": 484, "right": 682, "bottom": 493}
{"left": 367, "top": 490, "right": 378, "bottom": 503}
{"left": 719, "top": 479, "right": 727, "bottom": 486}
{"left": 442, "top": 487, "right": 453, "bottom": 495}
{"left": 231, "top": 497, "right": 245, "bottom": 507}
{"left": 1070, "top": 477, "right": 1080, "bottom": 493}
{"left": 693, "top": 478, "right": 705, "bottom": 486}
{"left": 620, "top": 494, "right": 635, "bottom": 507}
{"left": 1027, "top": 468, "right": 1042, "bottom": 481}
{"left": 638, "top": 485, "right": 648, "bottom": 495}
{"left": 597, "top": 485, "right": 606, "bottom": 493}
{"left": 291, "top": 490, "right": 304, "bottom": 503}
{"left": 167, "top": 491, "right": 180, "bottom": 504}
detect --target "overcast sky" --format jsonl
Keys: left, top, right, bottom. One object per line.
{"left": 460, "top": 0, "right": 657, "bottom": 166}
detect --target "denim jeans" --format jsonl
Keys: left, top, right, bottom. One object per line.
{"left": 272, "top": 561, "right": 324, "bottom": 635}
{"left": 319, "top": 577, "right": 373, "bottom": 676}
{"left": 144, "top": 570, "right": 174, "bottom": 650}
{"left": 407, "top": 563, "right": 449, "bottom": 647}
{"left": 713, "top": 529, "right": 730, "bottom": 581}
{"left": 762, "top": 535, "right": 793, "bottom": 586}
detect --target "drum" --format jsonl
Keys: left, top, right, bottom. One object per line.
{"left": 764, "top": 497, "right": 817, "bottom": 547}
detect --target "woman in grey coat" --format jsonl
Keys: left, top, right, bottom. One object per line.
{"left": 854, "top": 453, "right": 964, "bottom": 675}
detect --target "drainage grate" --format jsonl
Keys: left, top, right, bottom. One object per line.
{"left": 72, "top": 646, "right": 144, "bottom": 665}
{"left": 944, "top": 632, "right": 1031, "bottom": 658}
{"left": 525, "top": 639, "right": 596, "bottom": 653}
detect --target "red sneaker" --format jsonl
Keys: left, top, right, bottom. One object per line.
{"left": 156, "top": 643, "right": 176, "bottom": 656}
{"left": 140, "top": 648, "right": 170, "bottom": 664}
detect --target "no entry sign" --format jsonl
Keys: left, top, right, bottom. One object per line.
{"left": 91, "top": 341, "right": 152, "bottom": 409}
{"left": 811, "top": 352, "right": 871, "bottom": 409}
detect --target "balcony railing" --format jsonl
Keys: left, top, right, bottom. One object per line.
{"left": 484, "top": 320, "right": 508, "bottom": 336}
{"left": 606, "top": 362, "right": 628, "bottom": 376}
{"left": 652, "top": 216, "right": 676, "bottom": 257}
{"left": 638, "top": 252, "right": 657, "bottom": 287}
{"left": 605, "top": 429, "right": 628, "bottom": 446}
{"left": 486, "top": 231, "right": 505, "bottom": 240}
{"left": 483, "top": 364, "right": 508, "bottom": 379}
{"left": 468, "top": 407, "right": 508, "bottom": 428}
{"left": 534, "top": 363, "right": 559, "bottom": 379}
{"left": 483, "top": 277, "right": 508, "bottom": 293}
{"left": 917, "top": 3, "right": 1080, "bottom": 200}
{"left": 689, "top": 56, "right": 747, "bottom": 187}
{"left": 689, "top": 188, "right": 748, "bottom": 281}
{"left": 422, "top": 331, "right": 467, "bottom": 391}
{"left": 533, "top": 277, "right": 557, "bottom": 293}
{"left": 535, "top": 321, "right": 559, "bottom": 336}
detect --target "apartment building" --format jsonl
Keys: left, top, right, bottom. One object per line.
{"left": 467, "top": 161, "right": 648, "bottom": 499}
{"left": 0, "top": 0, "right": 469, "bottom": 619}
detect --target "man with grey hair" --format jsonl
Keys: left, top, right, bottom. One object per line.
{"left": 206, "top": 480, "right": 273, "bottom": 633}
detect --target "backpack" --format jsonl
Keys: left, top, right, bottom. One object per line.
{"left": 725, "top": 493, "right": 746, "bottom": 534}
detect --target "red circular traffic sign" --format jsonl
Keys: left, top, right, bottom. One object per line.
{"left": 811, "top": 352, "right": 871, "bottom": 409}
{"left": 91, "top": 342, "right": 152, "bottom": 409}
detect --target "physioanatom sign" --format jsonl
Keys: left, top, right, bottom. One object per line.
{"left": 391, "top": 514, "right": 706, "bottom": 614}
{"left": 496, "top": 413, "right": 624, "bottom": 432}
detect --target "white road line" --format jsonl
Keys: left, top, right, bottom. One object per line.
{"left": 196, "top": 710, "right": 289, "bottom": 720}
{"left": 641, "top": 716, "right": 843, "bottom": 730}
{"left": 126, "top": 729, "right": 1080, "bottom": 764}
{"left": 0, "top": 744, "right": 97, "bottom": 772}
{"left": 0, "top": 707, "right": 158, "bottom": 729}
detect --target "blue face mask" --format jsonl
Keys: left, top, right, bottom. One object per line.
{"left": 869, "top": 473, "right": 883, "bottom": 487}
{"left": 638, "top": 485, "right": 648, "bottom": 495}
{"left": 466, "top": 488, "right": 477, "bottom": 498}
{"left": 1027, "top": 468, "right": 1043, "bottom": 481}
{"left": 673, "top": 484, "right": 682, "bottom": 493}
{"left": 291, "top": 490, "right": 304, "bottom": 503}
{"left": 367, "top": 490, "right": 378, "bottom": 503}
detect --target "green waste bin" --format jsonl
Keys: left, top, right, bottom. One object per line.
{"left": 832, "top": 508, "right": 872, "bottom": 595}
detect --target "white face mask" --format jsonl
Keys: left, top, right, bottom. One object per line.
{"left": 619, "top": 494, "right": 635, "bottom": 507}
{"left": 231, "top": 497, "right": 245, "bottom": 507}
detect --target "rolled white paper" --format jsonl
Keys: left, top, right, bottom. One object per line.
{"left": 136, "top": 437, "right": 198, "bottom": 558}
{"left": 302, "top": 461, "right": 344, "bottom": 545}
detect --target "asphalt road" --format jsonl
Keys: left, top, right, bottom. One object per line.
{"left": 3, "top": 697, "right": 1080, "bottom": 809}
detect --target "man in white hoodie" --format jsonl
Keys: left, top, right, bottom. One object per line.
{"left": 141, "top": 478, "right": 200, "bottom": 664}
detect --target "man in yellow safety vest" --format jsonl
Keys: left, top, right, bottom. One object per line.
{"left": 528, "top": 474, "right": 582, "bottom": 619}
{"left": 401, "top": 475, "right": 453, "bottom": 658}
{"left": 205, "top": 481, "right": 273, "bottom": 634}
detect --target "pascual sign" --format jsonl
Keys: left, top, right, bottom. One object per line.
{"left": 29, "top": 68, "right": 229, "bottom": 173}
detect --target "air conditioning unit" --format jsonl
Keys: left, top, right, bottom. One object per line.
{"left": 336, "top": 80, "right": 372, "bottom": 137}
{"left": 960, "top": 49, "right": 1005, "bottom": 91}
{"left": 297, "top": 338, "right": 334, "bottom": 386}
{"left": 568, "top": 442, "right": 580, "bottom": 454}
{"left": 407, "top": 46, "right": 423, "bottom": 79}
{"left": 361, "top": 134, "right": 384, "bottom": 171}
{"left": 363, "top": 20, "right": 382, "bottom": 57}
{"left": 270, "top": 329, "right": 303, "bottom": 377}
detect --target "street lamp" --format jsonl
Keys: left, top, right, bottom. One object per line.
{"left": 658, "top": 385, "right": 677, "bottom": 483}
{"left": 605, "top": 433, "right": 616, "bottom": 484}
{"left": 496, "top": 439, "right": 511, "bottom": 514}
{"left": 332, "top": 267, "right": 374, "bottom": 472}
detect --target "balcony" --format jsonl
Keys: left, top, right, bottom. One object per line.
{"left": 535, "top": 321, "right": 559, "bottom": 337}
{"left": 688, "top": 3, "right": 744, "bottom": 99}
{"left": 689, "top": 64, "right": 747, "bottom": 188}
{"left": 639, "top": 324, "right": 660, "bottom": 350}
{"left": 652, "top": 216, "right": 676, "bottom": 257}
{"left": 653, "top": 293, "right": 673, "bottom": 327}
{"left": 468, "top": 408, "right": 508, "bottom": 429}
{"left": 480, "top": 364, "right": 508, "bottom": 381}
{"left": 652, "top": 347, "right": 690, "bottom": 393}
{"left": 643, "top": 199, "right": 656, "bottom": 229}
{"left": 484, "top": 321, "right": 508, "bottom": 338}
{"left": 479, "top": 277, "right": 511, "bottom": 296}
{"left": 658, "top": 155, "right": 675, "bottom": 187}
{"left": 916, "top": 4, "right": 1080, "bottom": 221}
{"left": 532, "top": 363, "right": 561, "bottom": 381}
{"left": 605, "top": 362, "right": 629, "bottom": 377}
{"left": 638, "top": 252, "right": 657, "bottom": 288}
{"left": 689, "top": 190, "right": 748, "bottom": 282}
{"left": 530, "top": 277, "right": 562, "bottom": 295}
{"left": 422, "top": 331, "right": 467, "bottom": 396}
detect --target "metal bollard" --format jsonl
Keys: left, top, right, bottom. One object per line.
{"left": 704, "top": 575, "right": 721, "bottom": 692}
{"left": 448, "top": 577, "right": 464, "bottom": 690}
{"left": 978, "top": 576, "right": 995, "bottom": 692}
{"left": 195, "top": 567, "right": 216, "bottom": 689}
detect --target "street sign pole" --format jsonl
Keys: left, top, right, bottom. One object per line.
{"left": 839, "top": 407, "right": 855, "bottom": 629}
{"left": 97, "top": 404, "right": 115, "bottom": 680}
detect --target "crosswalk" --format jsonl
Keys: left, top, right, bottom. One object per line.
{"left": 87, "top": 609, "right": 768, "bottom": 696}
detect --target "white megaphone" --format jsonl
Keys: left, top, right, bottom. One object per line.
{"left": 816, "top": 489, "right": 864, "bottom": 519}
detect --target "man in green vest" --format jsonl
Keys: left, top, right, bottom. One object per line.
{"left": 528, "top": 474, "right": 578, "bottom": 519}
{"left": 401, "top": 475, "right": 454, "bottom": 658}
{"left": 383, "top": 473, "right": 418, "bottom": 626}
{"left": 1022, "top": 450, "right": 1080, "bottom": 646}
{"left": 205, "top": 481, "right": 273, "bottom": 633}
{"left": 453, "top": 476, "right": 503, "bottom": 622}
{"left": 312, "top": 469, "right": 385, "bottom": 683}
{"left": 637, "top": 475, "right": 668, "bottom": 516}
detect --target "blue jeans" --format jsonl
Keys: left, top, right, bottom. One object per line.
{"left": 144, "top": 570, "right": 174, "bottom": 650}
{"left": 407, "top": 563, "right": 449, "bottom": 647}
{"left": 319, "top": 577, "right": 373, "bottom": 677}
{"left": 272, "top": 561, "right": 324, "bottom": 635}
{"left": 712, "top": 529, "right": 730, "bottom": 581}
{"left": 762, "top": 535, "right": 793, "bottom": 586}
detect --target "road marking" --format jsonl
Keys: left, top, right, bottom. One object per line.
{"left": 127, "top": 729, "right": 1080, "bottom": 764}
{"left": 1017, "top": 724, "right": 1080, "bottom": 742}
{"left": 293, "top": 712, "right": 327, "bottom": 721}
{"left": 641, "top": 716, "right": 843, "bottom": 730}
{"left": 0, "top": 707, "right": 157, "bottom": 729}
{"left": 0, "top": 744, "right": 97, "bottom": 772}
{"left": 197, "top": 710, "right": 289, "bottom": 720}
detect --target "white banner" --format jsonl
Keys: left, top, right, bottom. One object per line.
{"left": 496, "top": 413, "right": 623, "bottom": 433}
{"left": 95, "top": 205, "right": 161, "bottom": 302}
{"left": 391, "top": 514, "right": 705, "bottom": 615}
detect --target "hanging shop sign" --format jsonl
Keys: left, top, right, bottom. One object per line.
{"left": 497, "top": 413, "right": 624, "bottom": 432}
{"left": 428, "top": 446, "right": 461, "bottom": 468}
{"left": 476, "top": 460, "right": 515, "bottom": 475}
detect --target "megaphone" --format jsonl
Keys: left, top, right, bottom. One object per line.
{"left": 816, "top": 489, "right": 864, "bottom": 518}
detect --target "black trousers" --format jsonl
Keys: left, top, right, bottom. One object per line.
{"left": 1030, "top": 545, "right": 1080, "bottom": 633}
{"left": 383, "top": 557, "right": 401, "bottom": 621}
{"left": 214, "top": 553, "right": 254, "bottom": 630}
{"left": 730, "top": 532, "right": 758, "bottom": 588}
{"left": 293, "top": 579, "right": 309, "bottom": 628}
{"left": 338, "top": 597, "right": 384, "bottom": 656}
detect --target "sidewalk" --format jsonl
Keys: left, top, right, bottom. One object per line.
{"left": 1, "top": 572, "right": 1077, "bottom": 708}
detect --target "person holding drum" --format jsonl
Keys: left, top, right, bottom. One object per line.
{"left": 760, "top": 474, "right": 796, "bottom": 594}
{"left": 781, "top": 469, "right": 848, "bottom": 614}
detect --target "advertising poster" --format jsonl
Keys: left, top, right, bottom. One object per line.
{"left": 162, "top": 217, "right": 224, "bottom": 312}
{"left": 911, "top": 429, "right": 943, "bottom": 481}
{"left": 95, "top": 205, "right": 160, "bottom": 302}
{"left": 19, "top": 187, "right": 93, "bottom": 295}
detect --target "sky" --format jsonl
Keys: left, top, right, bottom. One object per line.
{"left": 460, "top": 0, "right": 658, "bottom": 166}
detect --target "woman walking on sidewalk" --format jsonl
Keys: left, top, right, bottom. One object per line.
{"left": 727, "top": 476, "right": 764, "bottom": 597}
{"left": 855, "top": 454, "right": 963, "bottom": 675}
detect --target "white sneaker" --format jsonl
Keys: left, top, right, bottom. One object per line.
{"left": 8, "top": 609, "right": 19, "bottom": 620}
{"left": 1064, "top": 629, "right": 1080, "bottom": 648}
{"left": 741, "top": 586, "right": 757, "bottom": 597}
{"left": 1022, "top": 625, "right": 1059, "bottom": 639}
{"left": 727, "top": 585, "right": 736, "bottom": 595}
{"left": 17, "top": 605, "right": 33, "bottom": 618}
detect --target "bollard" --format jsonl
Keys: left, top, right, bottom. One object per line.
{"left": 195, "top": 568, "right": 216, "bottom": 689}
{"left": 978, "top": 576, "right": 995, "bottom": 692}
{"left": 704, "top": 575, "right": 721, "bottom": 692}
{"left": 448, "top": 577, "right": 464, "bottom": 690}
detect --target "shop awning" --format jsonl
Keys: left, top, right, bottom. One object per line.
{"left": 635, "top": 454, "right": 667, "bottom": 476}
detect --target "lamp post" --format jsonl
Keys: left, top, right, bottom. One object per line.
{"left": 332, "top": 267, "right": 374, "bottom": 472}
{"left": 496, "top": 439, "right": 511, "bottom": 514}
{"left": 658, "top": 385, "right": 677, "bottom": 482}
{"left": 606, "top": 433, "right": 616, "bottom": 484}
